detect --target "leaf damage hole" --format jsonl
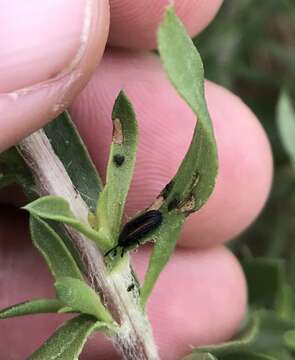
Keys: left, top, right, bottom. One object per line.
{"left": 112, "top": 118, "right": 123, "bottom": 145}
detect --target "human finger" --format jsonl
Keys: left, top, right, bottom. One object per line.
{"left": 0, "top": 0, "right": 109, "bottom": 152}
{"left": 108, "top": 0, "right": 223, "bottom": 49}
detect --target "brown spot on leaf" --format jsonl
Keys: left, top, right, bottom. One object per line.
{"left": 113, "top": 154, "right": 125, "bottom": 167}
{"left": 113, "top": 118, "right": 123, "bottom": 145}
{"left": 180, "top": 196, "right": 196, "bottom": 213}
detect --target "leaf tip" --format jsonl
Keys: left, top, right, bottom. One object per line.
{"left": 112, "top": 90, "right": 130, "bottom": 120}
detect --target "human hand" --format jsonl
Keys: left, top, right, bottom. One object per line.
{"left": 0, "top": 1, "right": 273, "bottom": 359}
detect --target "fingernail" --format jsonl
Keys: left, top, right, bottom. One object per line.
{"left": 0, "top": 0, "right": 110, "bottom": 151}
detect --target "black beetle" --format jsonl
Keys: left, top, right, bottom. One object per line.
{"left": 105, "top": 210, "right": 163, "bottom": 257}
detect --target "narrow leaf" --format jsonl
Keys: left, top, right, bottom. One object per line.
{"left": 183, "top": 353, "right": 217, "bottom": 360}
{"left": 0, "top": 173, "right": 15, "bottom": 189}
{"left": 97, "top": 91, "right": 138, "bottom": 244}
{"left": 55, "top": 277, "right": 113, "bottom": 324}
{"left": 44, "top": 111, "right": 103, "bottom": 212}
{"left": 0, "top": 148, "right": 34, "bottom": 195}
{"left": 30, "top": 216, "right": 84, "bottom": 280}
{"left": 28, "top": 315, "right": 100, "bottom": 360}
{"left": 0, "top": 299, "right": 64, "bottom": 319}
{"left": 223, "top": 353, "right": 277, "bottom": 360}
{"left": 194, "top": 314, "right": 259, "bottom": 356}
{"left": 140, "top": 213, "right": 183, "bottom": 307}
{"left": 24, "top": 196, "right": 78, "bottom": 225}
{"left": 141, "top": 6, "right": 218, "bottom": 305}
{"left": 158, "top": 6, "right": 218, "bottom": 213}
{"left": 277, "top": 92, "right": 295, "bottom": 166}
{"left": 26, "top": 196, "right": 109, "bottom": 249}
{"left": 236, "top": 310, "right": 293, "bottom": 357}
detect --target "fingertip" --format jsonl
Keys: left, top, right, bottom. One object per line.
{"left": 0, "top": 0, "right": 110, "bottom": 151}
{"left": 81, "top": 246, "right": 247, "bottom": 359}
{"left": 132, "top": 246, "right": 247, "bottom": 359}
{"left": 108, "top": 0, "right": 223, "bottom": 49}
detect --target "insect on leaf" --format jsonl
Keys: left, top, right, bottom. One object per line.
{"left": 0, "top": 299, "right": 64, "bottom": 320}
{"left": 30, "top": 216, "right": 84, "bottom": 281}
{"left": 97, "top": 91, "right": 138, "bottom": 245}
{"left": 55, "top": 277, "right": 113, "bottom": 324}
{"left": 140, "top": 6, "right": 218, "bottom": 306}
{"left": 28, "top": 315, "right": 101, "bottom": 360}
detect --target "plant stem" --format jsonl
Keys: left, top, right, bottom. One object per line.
{"left": 17, "top": 129, "right": 160, "bottom": 360}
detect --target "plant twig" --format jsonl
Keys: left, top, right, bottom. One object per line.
{"left": 17, "top": 129, "right": 160, "bottom": 360}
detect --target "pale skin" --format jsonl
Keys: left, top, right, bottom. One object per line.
{"left": 0, "top": 1, "right": 273, "bottom": 359}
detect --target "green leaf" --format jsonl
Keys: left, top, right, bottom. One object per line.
{"left": 30, "top": 216, "right": 84, "bottom": 280}
{"left": 250, "top": 310, "right": 294, "bottom": 357}
{"left": 140, "top": 213, "right": 183, "bottom": 307}
{"left": 242, "top": 258, "right": 286, "bottom": 310}
{"left": 55, "top": 277, "right": 113, "bottom": 324}
{"left": 25, "top": 196, "right": 77, "bottom": 224}
{"left": 0, "top": 299, "right": 64, "bottom": 319}
{"left": 25, "top": 196, "right": 110, "bottom": 249}
{"left": 223, "top": 353, "right": 277, "bottom": 360}
{"left": 140, "top": 6, "right": 218, "bottom": 305}
{"left": 44, "top": 111, "right": 103, "bottom": 212}
{"left": 277, "top": 92, "right": 295, "bottom": 166}
{"left": 194, "top": 314, "right": 259, "bottom": 356}
{"left": 284, "top": 330, "right": 295, "bottom": 350}
{"left": 0, "top": 148, "right": 34, "bottom": 195}
{"left": 97, "top": 91, "right": 138, "bottom": 244}
{"left": 28, "top": 315, "right": 100, "bottom": 360}
{"left": 0, "top": 171, "right": 16, "bottom": 189}
{"left": 183, "top": 353, "right": 217, "bottom": 360}
{"left": 158, "top": 6, "right": 218, "bottom": 213}
{"left": 188, "top": 311, "right": 291, "bottom": 360}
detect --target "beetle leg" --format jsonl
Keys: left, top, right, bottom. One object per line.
{"left": 104, "top": 245, "right": 119, "bottom": 257}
